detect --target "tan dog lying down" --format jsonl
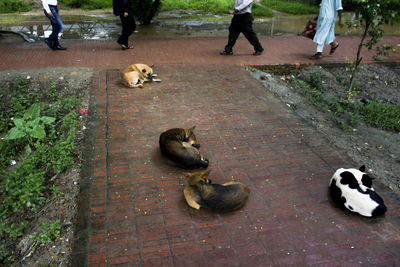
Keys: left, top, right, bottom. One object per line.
{"left": 184, "top": 170, "right": 250, "bottom": 212}
{"left": 121, "top": 63, "right": 161, "bottom": 88}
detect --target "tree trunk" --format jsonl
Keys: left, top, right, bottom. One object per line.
{"left": 348, "top": 21, "right": 370, "bottom": 93}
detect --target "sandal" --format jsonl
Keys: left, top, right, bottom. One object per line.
{"left": 329, "top": 43, "right": 339, "bottom": 55}
{"left": 310, "top": 52, "right": 322, "bottom": 60}
{"left": 118, "top": 42, "right": 133, "bottom": 50}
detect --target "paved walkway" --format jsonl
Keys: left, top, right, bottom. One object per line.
{"left": 1, "top": 35, "right": 400, "bottom": 70}
{"left": 1, "top": 36, "right": 400, "bottom": 266}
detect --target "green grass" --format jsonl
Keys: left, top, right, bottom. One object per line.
{"left": 357, "top": 101, "right": 400, "bottom": 132}
{"left": 160, "top": 0, "right": 235, "bottom": 14}
{"left": 293, "top": 69, "right": 400, "bottom": 133}
{"left": 261, "top": 0, "right": 319, "bottom": 14}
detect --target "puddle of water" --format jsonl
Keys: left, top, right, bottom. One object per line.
{"left": 0, "top": 12, "right": 399, "bottom": 41}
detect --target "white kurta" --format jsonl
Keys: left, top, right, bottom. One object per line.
{"left": 313, "top": 0, "right": 343, "bottom": 45}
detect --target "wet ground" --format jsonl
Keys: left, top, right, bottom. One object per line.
{"left": 1, "top": 10, "right": 399, "bottom": 42}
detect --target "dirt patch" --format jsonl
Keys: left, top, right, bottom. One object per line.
{"left": 249, "top": 63, "right": 400, "bottom": 197}
{"left": 0, "top": 67, "right": 92, "bottom": 266}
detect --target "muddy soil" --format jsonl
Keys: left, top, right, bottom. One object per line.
{"left": 249, "top": 64, "right": 400, "bottom": 197}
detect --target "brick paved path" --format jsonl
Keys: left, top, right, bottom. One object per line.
{"left": 1, "top": 36, "right": 399, "bottom": 70}
{"left": 1, "top": 36, "right": 400, "bottom": 266}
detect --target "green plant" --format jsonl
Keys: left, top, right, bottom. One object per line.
{"left": 33, "top": 220, "right": 61, "bottom": 245}
{"left": 357, "top": 101, "right": 400, "bottom": 132}
{"left": 294, "top": 72, "right": 325, "bottom": 105}
{"left": 160, "top": 0, "right": 234, "bottom": 14}
{"left": 0, "top": 76, "right": 82, "bottom": 265}
{"left": 0, "top": 0, "right": 36, "bottom": 13}
{"left": 346, "top": 0, "right": 400, "bottom": 93}
{"left": 51, "top": 185, "right": 64, "bottom": 198}
{"left": 5, "top": 103, "right": 56, "bottom": 145}
{"left": 261, "top": 0, "right": 319, "bottom": 14}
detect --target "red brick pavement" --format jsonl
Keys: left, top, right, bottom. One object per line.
{"left": 1, "top": 36, "right": 400, "bottom": 266}
{"left": 0, "top": 35, "right": 399, "bottom": 70}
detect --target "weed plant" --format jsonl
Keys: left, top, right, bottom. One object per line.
{"left": 0, "top": 77, "right": 81, "bottom": 264}
{"left": 293, "top": 69, "right": 400, "bottom": 132}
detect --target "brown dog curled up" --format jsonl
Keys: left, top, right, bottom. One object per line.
{"left": 184, "top": 170, "right": 250, "bottom": 212}
{"left": 159, "top": 126, "right": 209, "bottom": 169}
{"left": 121, "top": 63, "right": 161, "bottom": 88}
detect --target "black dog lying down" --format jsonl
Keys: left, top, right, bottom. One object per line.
{"left": 159, "top": 126, "right": 209, "bottom": 169}
{"left": 184, "top": 170, "right": 250, "bottom": 212}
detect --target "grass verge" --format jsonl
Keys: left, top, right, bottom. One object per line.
{"left": 0, "top": 75, "right": 83, "bottom": 264}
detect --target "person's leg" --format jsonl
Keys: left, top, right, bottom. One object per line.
{"left": 118, "top": 14, "right": 136, "bottom": 48}
{"left": 222, "top": 16, "right": 241, "bottom": 54}
{"left": 326, "top": 21, "right": 339, "bottom": 54}
{"left": 317, "top": 43, "right": 324, "bottom": 53}
{"left": 45, "top": 6, "right": 65, "bottom": 50}
{"left": 241, "top": 13, "right": 263, "bottom": 54}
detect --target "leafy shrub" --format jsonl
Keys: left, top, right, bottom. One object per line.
{"left": 0, "top": 0, "right": 36, "bottom": 13}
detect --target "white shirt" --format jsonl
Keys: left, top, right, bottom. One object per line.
{"left": 234, "top": 0, "right": 254, "bottom": 14}
{"left": 41, "top": 0, "right": 58, "bottom": 13}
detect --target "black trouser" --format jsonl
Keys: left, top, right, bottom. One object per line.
{"left": 118, "top": 14, "right": 136, "bottom": 46}
{"left": 224, "top": 13, "right": 263, "bottom": 52}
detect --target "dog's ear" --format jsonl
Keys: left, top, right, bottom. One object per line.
{"left": 201, "top": 169, "right": 211, "bottom": 178}
{"left": 150, "top": 64, "right": 154, "bottom": 68}
{"left": 359, "top": 165, "right": 366, "bottom": 172}
{"left": 189, "top": 126, "right": 196, "bottom": 131}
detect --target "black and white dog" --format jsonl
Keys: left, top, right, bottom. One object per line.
{"left": 329, "top": 166, "right": 387, "bottom": 217}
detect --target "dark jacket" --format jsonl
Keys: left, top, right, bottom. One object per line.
{"left": 113, "top": 0, "right": 133, "bottom": 16}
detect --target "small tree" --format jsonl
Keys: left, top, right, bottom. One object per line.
{"left": 347, "top": 0, "right": 400, "bottom": 93}
{"left": 132, "top": 0, "right": 161, "bottom": 25}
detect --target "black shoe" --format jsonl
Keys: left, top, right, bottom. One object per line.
{"left": 310, "top": 52, "right": 322, "bottom": 60}
{"left": 53, "top": 44, "right": 67, "bottom": 50}
{"left": 253, "top": 48, "right": 264, "bottom": 56}
{"left": 220, "top": 50, "right": 233, "bottom": 55}
{"left": 44, "top": 38, "right": 54, "bottom": 49}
